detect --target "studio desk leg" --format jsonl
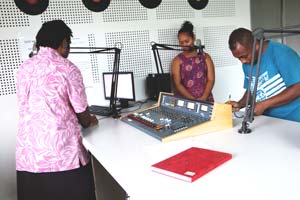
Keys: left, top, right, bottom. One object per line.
{"left": 91, "top": 155, "right": 129, "bottom": 200}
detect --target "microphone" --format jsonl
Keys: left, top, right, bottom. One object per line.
{"left": 195, "top": 39, "right": 201, "bottom": 49}
{"left": 190, "top": 39, "right": 204, "bottom": 53}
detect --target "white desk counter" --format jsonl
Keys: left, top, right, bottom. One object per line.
{"left": 82, "top": 114, "right": 300, "bottom": 200}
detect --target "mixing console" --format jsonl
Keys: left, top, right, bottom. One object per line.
{"left": 121, "top": 93, "right": 213, "bottom": 141}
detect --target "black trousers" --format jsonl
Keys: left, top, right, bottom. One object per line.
{"left": 17, "top": 162, "right": 96, "bottom": 200}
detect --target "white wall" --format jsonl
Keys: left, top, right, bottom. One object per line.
{"left": 0, "top": 0, "right": 250, "bottom": 199}
{"left": 0, "top": 95, "right": 18, "bottom": 200}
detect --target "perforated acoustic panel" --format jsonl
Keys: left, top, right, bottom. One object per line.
{"left": 0, "top": 39, "right": 21, "bottom": 96}
{"left": 203, "top": 25, "right": 238, "bottom": 68}
{"left": 41, "top": 0, "right": 93, "bottom": 24}
{"left": 202, "top": 0, "right": 235, "bottom": 17}
{"left": 157, "top": 28, "right": 179, "bottom": 73}
{"left": 0, "top": 0, "right": 30, "bottom": 28}
{"left": 88, "top": 34, "right": 101, "bottom": 83}
{"left": 156, "top": 1, "right": 195, "bottom": 20}
{"left": 103, "top": 0, "right": 148, "bottom": 22}
{"left": 105, "top": 30, "right": 152, "bottom": 78}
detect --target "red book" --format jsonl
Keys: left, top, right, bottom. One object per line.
{"left": 151, "top": 147, "right": 232, "bottom": 182}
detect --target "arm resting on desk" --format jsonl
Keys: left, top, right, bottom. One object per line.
{"left": 227, "top": 83, "right": 300, "bottom": 115}
{"left": 76, "top": 107, "right": 99, "bottom": 128}
{"left": 254, "top": 83, "right": 300, "bottom": 115}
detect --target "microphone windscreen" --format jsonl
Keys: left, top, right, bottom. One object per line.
{"left": 195, "top": 39, "right": 201, "bottom": 47}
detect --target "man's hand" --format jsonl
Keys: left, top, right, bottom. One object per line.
{"left": 226, "top": 100, "right": 240, "bottom": 112}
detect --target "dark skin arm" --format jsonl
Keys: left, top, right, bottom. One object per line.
{"left": 197, "top": 53, "right": 215, "bottom": 101}
{"left": 254, "top": 83, "right": 300, "bottom": 115}
{"left": 76, "top": 107, "right": 98, "bottom": 128}
{"left": 56, "top": 38, "right": 98, "bottom": 128}
{"left": 227, "top": 83, "right": 300, "bottom": 115}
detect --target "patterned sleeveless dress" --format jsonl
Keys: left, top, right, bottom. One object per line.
{"left": 177, "top": 52, "right": 214, "bottom": 102}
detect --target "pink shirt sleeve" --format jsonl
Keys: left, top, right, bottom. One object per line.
{"left": 66, "top": 64, "right": 88, "bottom": 113}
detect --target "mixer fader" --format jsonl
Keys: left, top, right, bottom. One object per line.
{"left": 121, "top": 93, "right": 213, "bottom": 141}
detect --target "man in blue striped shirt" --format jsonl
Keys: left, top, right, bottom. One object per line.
{"left": 227, "top": 28, "right": 300, "bottom": 122}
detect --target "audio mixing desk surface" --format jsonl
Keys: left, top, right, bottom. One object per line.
{"left": 121, "top": 93, "right": 214, "bottom": 141}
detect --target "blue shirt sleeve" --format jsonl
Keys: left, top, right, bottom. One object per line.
{"left": 272, "top": 42, "right": 300, "bottom": 87}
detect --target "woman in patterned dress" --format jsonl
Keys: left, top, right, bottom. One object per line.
{"left": 171, "top": 21, "right": 215, "bottom": 102}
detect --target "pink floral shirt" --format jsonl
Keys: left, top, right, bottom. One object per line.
{"left": 16, "top": 47, "right": 89, "bottom": 173}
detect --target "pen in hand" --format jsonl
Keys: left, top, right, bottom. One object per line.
{"left": 226, "top": 94, "right": 231, "bottom": 104}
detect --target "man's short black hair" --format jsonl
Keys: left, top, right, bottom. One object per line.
{"left": 228, "top": 28, "right": 253, "bottom": 50}
{"left": 36, "top": 20, "right": 73, "bottom": 49}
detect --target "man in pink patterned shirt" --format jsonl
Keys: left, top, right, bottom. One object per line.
{"left": 16, "top": 20, "right": 98, "bottom": 200}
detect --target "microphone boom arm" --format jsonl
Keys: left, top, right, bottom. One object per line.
{"left": 70, "top": 45, "right": 122, "bottom": 118}
{"left": 150, "top": 41, "right": 205, "bottom": 74}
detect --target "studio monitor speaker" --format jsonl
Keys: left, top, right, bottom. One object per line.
{"left": 146, "top": 73, "right": 172, "bottom": 100}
